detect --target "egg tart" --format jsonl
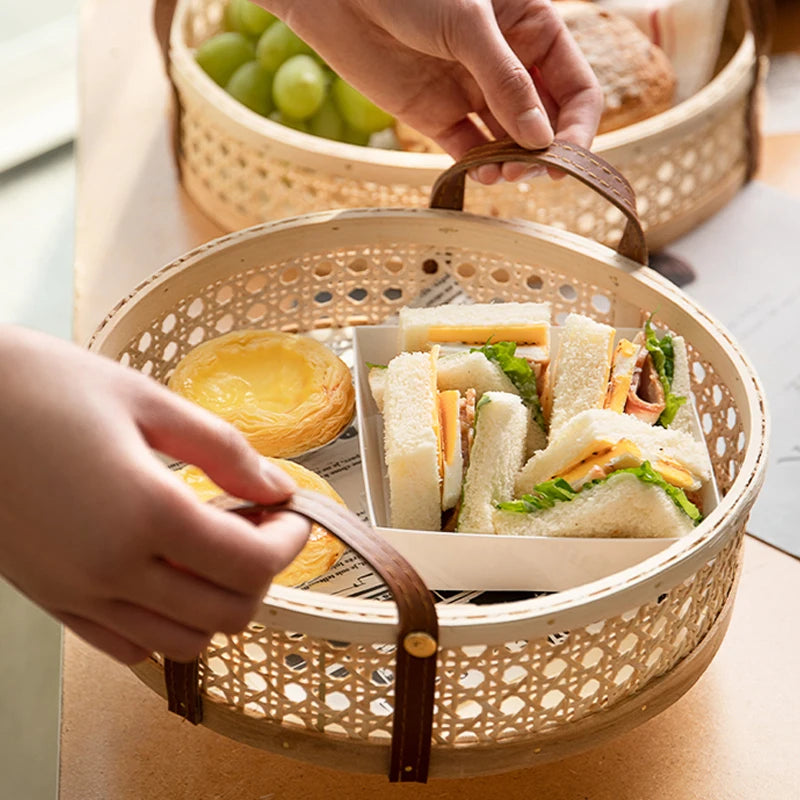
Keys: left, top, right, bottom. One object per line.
{"left": 174, "top": 459, "right": 347, "bottom": 587}
{"left": 168, "top": 330, "right": 355, "bottom": 457}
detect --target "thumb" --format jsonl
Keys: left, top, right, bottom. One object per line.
{"left": 135, "top": 385, "right": 296, "bottom": 503}
{"left": 451, "top": 14, "right": 553, "bottom": 149}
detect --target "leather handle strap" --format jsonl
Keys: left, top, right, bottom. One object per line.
{"left": 164, "top": 489, "right": 438, "bottom": 784}
{"left": 430, "top": 138, "right": 648, "bottom": 265}
{"left": 153, "top": 0, "right": 178, "bottom": 72}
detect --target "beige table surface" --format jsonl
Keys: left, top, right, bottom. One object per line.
{"left": 64, "top": 1, "right": 800, "bottom": 797}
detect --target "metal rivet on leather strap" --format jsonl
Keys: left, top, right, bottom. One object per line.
{"left": 403, "top": 632, "right": 437, "bottom": 658}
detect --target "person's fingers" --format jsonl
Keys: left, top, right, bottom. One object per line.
{"left": 478, "top": 108, "right": 507, "bottom": 141}
{"left": 159, "top": 499, "right": 311, "bottom": 597}
{"left": 434, "top": 115, "right": 492, "bottom": 161}
{"left": 135, "top": 387, "right": 295, "bottom": 504}
{"left": 93, "top": 599, "right": 213, "bottom": 662}
{"left": 130, "top": 558, "right": 260, "bottom": 636}
{"left": 529, "top": 25, "right": 603, "bottom": 150}
{"left": 56, "top": 611, "right": 151, "bottom": 665}
{"left": 449, "top": 11, "right": 553, "bottom": 149}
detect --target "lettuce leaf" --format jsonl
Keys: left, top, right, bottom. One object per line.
{"left": 496, "top": 461, "right": 702, "bottom": 524}
{"left": 644, "top": 318, "right": 686, "bottom": 427}
{"left": 366, "top": 362, "right": 387, "bottom": 369}
{"left": 471, "top": 341, "right": 546, "bottom": 431}
{"left": 496, "top": 477, "right": 577, "bottom": 513}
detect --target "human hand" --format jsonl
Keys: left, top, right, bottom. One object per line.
{"left": 0, "top": 326, "right": 310, "bottom": 664}
{"left": 262, "top": 0, "right": 603, "bottom": 183}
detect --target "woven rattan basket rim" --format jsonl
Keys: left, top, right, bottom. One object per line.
{"left": 89, "top": 209, "right": 769, "bottom": 645}
{"left": 169, "top": 0, "right": 756, "bottom": 180}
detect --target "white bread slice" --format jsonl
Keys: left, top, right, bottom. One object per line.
{"left": 399, "top": 302, "right": 551, "bottom": 352}
{"left": 666, "top": 335, "right": 696, "bottom": 436}
{"left": 457, "top": 392, "right": 529, "bottom": 533}
{"left": 515, "top": 408, "right": 712, "bottom": 495}
{"left": 549, "top": 313, "right": 615, "bottom": 436}
{"left": 494, "top": 472, "right": 696, "bottom": 538}
{"left": 368, "top": 366, "right": 387, "bottom": 412}
{"left": 373, "top": 350, "right": 522, "bottom": 412}
{"left": 436, "top": 350, "right": 518, "bottom": 396}
{"left": 383, "top": 352, "right": 441, "bottom": 531}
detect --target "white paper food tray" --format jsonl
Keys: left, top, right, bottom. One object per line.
{"left": 354, "top": 324, "right": 718, "bottom": 592}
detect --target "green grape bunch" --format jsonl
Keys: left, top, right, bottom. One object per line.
{"left": 194, "top": 0, "right": 396, "bottom": 146}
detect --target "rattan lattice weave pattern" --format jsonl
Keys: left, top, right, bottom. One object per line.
{"left": 168, "top": 0, "right": 757, "bottom": 250}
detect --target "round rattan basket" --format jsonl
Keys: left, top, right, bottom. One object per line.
{"left": 154, "top": 0, "right": 766, "bottom": 251}
{"left": 88, "top": 142, "right": 768, "bottom": 781}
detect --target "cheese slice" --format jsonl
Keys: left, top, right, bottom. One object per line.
{"left": 555, "top": 439, "right": 700, "bottom": 492}
{"left": 558, "top": 439, "right": 643, "bottom": 488}
{"left": 426, "top": 323, "right": 549, "bottom": 347}
{"left": 605, "top": 338, "right": 639, "bottom": 413}
{"left": 439, "top": 389, "right": 464, "bottom": 510}
{"left": 653, "top": 457, "right": 699, "bottom": 491}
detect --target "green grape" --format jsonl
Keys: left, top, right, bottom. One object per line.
{"left": 308, "top": 97, "right": 345, "bottom": 141}
{"left": 239, "top": 1, "right": 276, "bottom": 37}
{"left": 332, "top": 77, "right": 394, "bottom": 134}
{"left": 195, "top": 32, "right": 255, "bottom": 87}
{"left": 222, "top": 0, "right": 246, "bottom": 32}
{"left": 256, "top": 21, "right": 313, "bottom": 72}
{"left": 225, "top": 60, "right": 273, "bottom": 116}
{"left": 269, "top": 111, "right": 310, "bottom": 133}
{"left": 340, "top": 125, "right": 370, "bottom": 146}
{"left": 272, "top": 54, "right": 326, "bottom": 120}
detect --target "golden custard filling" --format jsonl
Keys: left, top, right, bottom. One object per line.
{"left": 186, "top": 343, "right": 318, "bottom": 414}
{"left": 169, "top": 330, "right": 355, "bottom": 458}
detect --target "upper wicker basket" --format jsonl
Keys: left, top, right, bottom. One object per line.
{"left": 154, "top": 0, "right": 766, "bottom": 250}
{"left": 88, "top": 140, "right": 768, "bottom": 783}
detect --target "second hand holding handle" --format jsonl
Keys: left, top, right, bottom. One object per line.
{"left": 430, "top": 139, "right": 648, "bottom": 266}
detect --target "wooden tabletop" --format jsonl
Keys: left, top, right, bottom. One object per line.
{"left": 63, "top": 1, "right": 800, "bottom": 797}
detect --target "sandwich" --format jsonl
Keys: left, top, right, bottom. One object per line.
{"left": 546, "top": 313, "right": 615, "bottom": 436}
{"left": 382, "top": 349, "right": 471, "bottom": 530}
{"left": 503, "top": 408, "right": 710, "bottom": 538}
{"left": 457, "top": 392, "right": 529, "bottom": 533}
{"left": 380, "top": 355, "right": 530, "bottom": 533}
{"left": 548, "top": 313, "right": 690, "bottom": 436}
{"left": 515, "top": 408, "right": 711, "bottom": 496}
{"left": 398, "top": 302, "right": 551, "bottom": 358}
{"left": 395, "top": 302, "right": 551, "bottom": 452}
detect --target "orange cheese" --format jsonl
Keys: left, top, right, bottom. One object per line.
{"left": 558, "top": 439, "right": 643, "bottom": 487}
{"left": 605, "top": 339, "right": 638, "bottom": 413}
{"left": 426, "top": 323, "right": 549, "bottom": 347}
{"left": 653, "top": 458, "right": 698, "bottom": 491}
{"left": 438, "top": 390, "right": 461, "bottom": 470}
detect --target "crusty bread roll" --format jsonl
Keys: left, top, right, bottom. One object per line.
{"left": 168, "top": 330, "right": 354, "bottom": 458}
{"left": 174, "top": 459, "right": 347, "bottom": 587}
{"left": 555, "top": 1, "right": 676, "bottom": 133}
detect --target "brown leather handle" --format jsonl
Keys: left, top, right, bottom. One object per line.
{"left": 430, "top": 138, "right": 649, "bottom": 265}
{"left": 153, "top": 0, "right": 178, "bottom": 73}
{"left": 164, "top": 489, "right": 438, "bottom": 784}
